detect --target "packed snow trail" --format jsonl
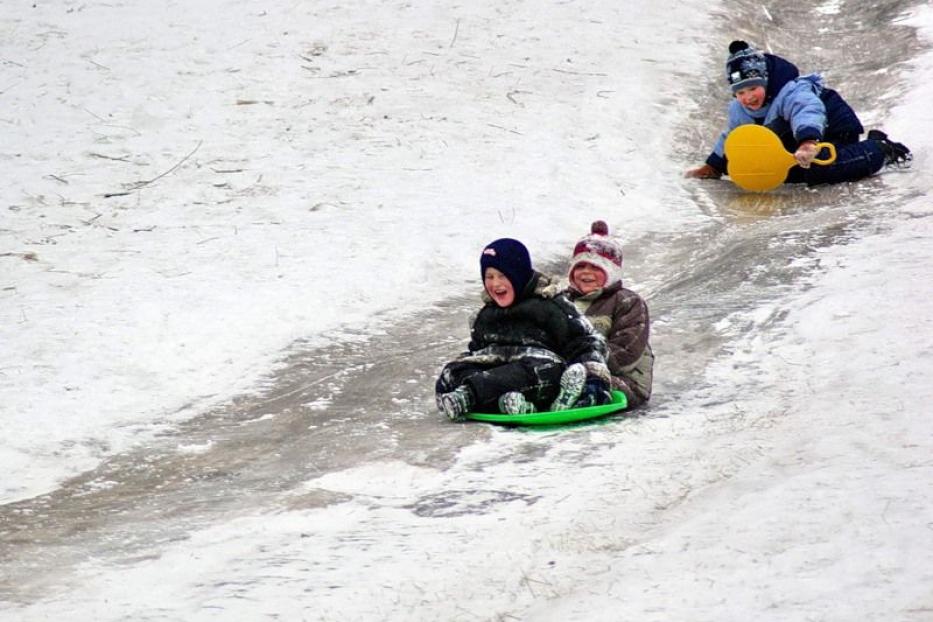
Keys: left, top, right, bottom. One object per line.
{"left": 0, "top": 179, "right": 921, "bottom": 605}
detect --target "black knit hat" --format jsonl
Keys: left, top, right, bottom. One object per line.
{"left": 725, "top": 40, "right": 768, "bottom": 93}
{"left": 480, "top": 238, "right": 533, "bottom": 294}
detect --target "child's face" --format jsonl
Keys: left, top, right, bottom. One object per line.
{"left": 735, "top": 85, "right": 766, "bottom": 110}
{"left": 484, "top": 267, "right": 516, "bottom": 307}
{"left": 572, "top": 262, "right": 607, "bottom": 294}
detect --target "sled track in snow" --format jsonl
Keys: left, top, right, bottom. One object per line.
{"left": 0, "top": 181, "right": 916, "bottom": 603}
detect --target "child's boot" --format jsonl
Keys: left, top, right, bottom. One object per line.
{"left": 550, "top": 363, "right": 587, "bottom": 411}
{"left": 868, "top": 129, "right": 912, "bottom": 168}
{"left": 498, "top": 391, "right": 537, "bottom": 415}
{"left": 437, "top": 385, "right": 474, "bottom": 421}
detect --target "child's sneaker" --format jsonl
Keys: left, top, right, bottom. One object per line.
{"left": 498, "top": 391, "right": 537, "bottom": 415}
{"left": 868, "top": 129, "right": 912, "bottom": 168}
{"left": 437, "top": 385, "right": 473, "bottom": 421}
{"left": 550, "top": 363, "right": 587, "bottom": 411}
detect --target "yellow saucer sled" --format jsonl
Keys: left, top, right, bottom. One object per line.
{"left": 724, "top": 125, "right": 837, "bottom": 192}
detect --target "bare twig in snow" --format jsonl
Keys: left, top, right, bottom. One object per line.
{"left": 487, "top": 123, "right": 523, "bottom": 135}
{"left": 126, "top": 140, "right": 203, "bottom": 191}
{"left": 519, "top": 570, "right": 554, "bottom": 598}
{"left": 1, "top": 81, "right": 24, "bottom": 95}
{"left": 551, "top": 68, "right": 608, "bottom": 77}
{"left": 506, "top": 90, "right": 530, "bottom": 106}
{"left": 82, "top": 107, "right": 106, "bottom": 121}
{"left": 449, "top": 19, "right": 461, "bottom": 48}
{"left": 498, "top": 205, "right": 516, "bottom": 224}
{"left": 89, "top": 152, "right": 132, "bottom": 162}
{"left": 86, "top": 58, "right": 110, "bottom": 71}
{"left": 306, "top": 70, "right": 359, "bottom": 78}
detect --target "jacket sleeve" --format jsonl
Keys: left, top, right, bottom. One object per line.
{"left": 553, "top": 296, "right": 611, "bottom": 383}
{"left": 605, "top": 292, "right": 650, "bottom": 371}
{"left": 705, "top": 139, "right": 728, "bottom": 173}
{"left": 466, "top": 308, "right": 485, "bottom": 353}
{"left": 777, "top": 78, "right": 826, "bottom": 143}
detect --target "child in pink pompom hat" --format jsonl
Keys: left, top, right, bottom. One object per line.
{"left": 565, "top": 221, "right": 654, "bottom": 408}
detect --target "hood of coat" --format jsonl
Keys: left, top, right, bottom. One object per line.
{"left": 764, "top": 53, "right": 800, "bottom": 104}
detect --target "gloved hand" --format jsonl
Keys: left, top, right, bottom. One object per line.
{"left": 685, "top": 163, "right": 722, "bottom": 179}
{"left": 574, "top": 378, "right": 612, "bottom": 408}
{"left": 794, "top": 140, "right": 820, "bottom": 168}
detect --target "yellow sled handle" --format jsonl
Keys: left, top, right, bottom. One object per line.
{"left": 811, "top": 142, "right": 837, "bottom": 165}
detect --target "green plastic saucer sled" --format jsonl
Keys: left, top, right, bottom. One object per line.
{"left": 465, "top": 390, "right": 628, "bottom": 426}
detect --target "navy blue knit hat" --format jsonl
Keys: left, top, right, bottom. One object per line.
{"left": 480, "top": 238, "right": 533, "bottom": 294}
{"left": 725, "top": 40, "right": 768, "bottom": 93}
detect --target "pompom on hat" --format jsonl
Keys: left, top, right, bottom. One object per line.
{"left": 480, "top": 238, "right": 534, "bottom": 294}
{"left": 725, "top": 40, "right": 768, "bottom": 93}
{"left": 569, "top": 220, "right": 623, "bottom": 287}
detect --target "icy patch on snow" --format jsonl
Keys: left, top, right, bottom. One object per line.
{"left": 816, "top": 0, "right": 843, "bottom": 15}
{"left": 176, "top": 441, "right": 214, "bottom": 455}
{"left": 304, "top": 461, "right": 443, "bottom": 499}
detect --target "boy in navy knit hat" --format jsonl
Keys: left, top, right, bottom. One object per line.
{"left": 436, "top": 238, "right": 611, "bottom": 421}
{"left": 724, "top": 42, "right": 768, "bottom": 94}
{"left": 686, "top": 40, "right": 911, "bottom": 185}
{"left": 565, "top": 221, "right": 654, "bottom": 408}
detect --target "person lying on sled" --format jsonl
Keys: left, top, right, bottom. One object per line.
{"left": 685, "top": 40, "right": 911, "bottom": 186}
{"left": 435, "top": 238, "right": 611, "bottom": 421}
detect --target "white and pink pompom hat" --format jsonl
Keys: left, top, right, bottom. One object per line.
{"left": 568, "top": 220, "right": 624, "bottom": 286}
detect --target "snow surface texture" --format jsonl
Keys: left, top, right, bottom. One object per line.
{"left": 1, "top": 0, "right": 707, "bottom": 502}
{"left": 2, "top": 0, "right": 933, "bottom": 620}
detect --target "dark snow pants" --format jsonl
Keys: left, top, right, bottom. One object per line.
{"left": 769, "top": 92, "right": 885, "bottom": 186}
{"left": 435, "top": 359, "right": 565, "bottom": 413}
{"left": 785, "top": 139, "right": 885, "bottom": 186}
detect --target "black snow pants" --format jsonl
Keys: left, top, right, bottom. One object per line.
{"left": 435, "top": 359, "right": 565, "bottom": 413}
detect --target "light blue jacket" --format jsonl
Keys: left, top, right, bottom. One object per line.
{"left": 709, "top": 74, "right": 827, "bottom": 162}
